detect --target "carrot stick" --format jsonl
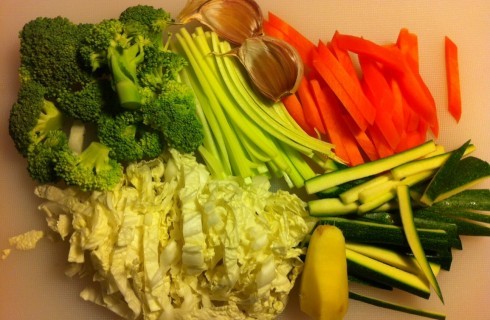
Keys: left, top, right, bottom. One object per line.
{"left": 330, "top": 31, "right": 361, "bottom": 84}
{"left": 297, "top": 77, "right": 326, "bottom": 134}
{"left": 309, "top": 79, "right": 349, "bottom": 163}
{"left": 314, "top": 43, "right": 376, "bottom": 129}
{"left": 397, "top": 28, "right": 419, "bottom": 73}
{"left": 334, "top": 33, "right": 438, "bottom": 135}
{"left": 444, "top": 36, "right": 462, "bottom": 123}
{"left": 342, "top": 113, "right": 379, "bottom": 161}
{"left": 282, "top": 93, "right": 316, "bottom": 136}
{"left": 266, "top": 12, "right": 316, "bottom": 66}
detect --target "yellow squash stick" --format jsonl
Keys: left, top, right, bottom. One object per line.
{"left": 300, "top": 225, "right": 349, "bottom": 320}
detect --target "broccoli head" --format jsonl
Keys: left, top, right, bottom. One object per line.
{"left": 97, "top": 111, "right": 165, "bottom": 163}
{"left": 27, "top": 130, "right": 70, "bottom": 183}
{"left": 55, "top": 141, "right": 123, "bottom": 191}
{"left": 55, "top": 78, "right": 119, "bottom": 123}
{"left": 79, "top": 18, "right": 150, "bottom": 109}
{"left": 119, "top": 5, "right": 173, "bottom": 45}
{"left": 8, "top": 81, "right": 64, "bottom": 157}
{"left": 137, "top": 43, "right": 188, "bottom": 92}
{"left": 19, "top": 16, "right": 93, "bottom": 94}
{"left": 141, "top": 81, "right": 204, "bottom": 153}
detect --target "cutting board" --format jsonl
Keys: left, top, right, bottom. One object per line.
{"left": 0, "top": 1, "right": 488, "bottom": 319}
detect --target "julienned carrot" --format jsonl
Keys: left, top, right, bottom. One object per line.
{"left": 310, "top": 79, "right": 361, "bottom": 165}
{"left": 282, "top": 93, "right": 316, "bottom": 136}
{"left": 314, "top": 42, "right": 376, "bottom": 129}
{"left": 359, "top": 56, "right": 401, "bottom": 149}
{"left": 330, "top": 31, "right": 361, "bottom": 84}
{"left": 297, "top": 77, "right": 326, "bottom": 135}
{"left": 309, "top": 79, "right": 348, "bottom": 163}
{"left": 342, "top": 113, "right": 379, "bottom": 162}
{"left": 444, "top": 36, "right": 462, "bottom": 123}
{"left": 397, "top": 28, "right": 419, "bottom": 73}
{"left": 334, "top": 32, "right": 439, "bottom": 136}
{"left": 265, "top": 12, "right": 316, "bottom": 67}
{"left": 368, "top": 125, "right": 394, "bottom": 159}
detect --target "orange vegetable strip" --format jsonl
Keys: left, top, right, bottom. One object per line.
{"left": 339, "top": 114, "right": 366, "bottom": 166}
{"left": 444, "top": 36, "right": 462, "bottom": 123}
{"left": 358, "top": 55, "right": 402, "bottom": 149}
{"left": 330, "top": 31, "right": 361, "bottom": 84}
{"left": 314, "top": 43, "right": 376, "bottom": 128}
{"left": 396, "top": 28, "right": 419, "bottom": 73}
{"left": 342, "top": 112, "right": 379, "bottom": 161}
{"left": 389, "top": 77, "right": 407, "bottom": 135}
{"left": 262, "top": 20, "right": 290, "bottom": 41}
{"left": 335, "top": 33, "right": 438, "bottom": 134}
{"left": 282, "top": 93, "right": 316, "bottom": 136}
{"left": 297, "top": 77, "right": 326, "bottom": 134}
{"left": 266, "top": 12, "right": 316, "bottom": 66}
{"left": 334, "top": 33, "right": 405, "bottom": 73}
{"left": 368, "top": 125, "right": 394, "bottom": 159}
{"left": 309, "top": 80, "right": 349, "bottom": 163}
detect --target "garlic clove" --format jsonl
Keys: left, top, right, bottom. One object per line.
{"left": 236, "top": 36, "right": 304, "bottom": 102}
{"left": 179, "top": 0, "right": 264, "bottom": 45}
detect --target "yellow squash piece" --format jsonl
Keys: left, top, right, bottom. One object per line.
{"left": 300, "top": 225, "right": 349, "bottom": 320}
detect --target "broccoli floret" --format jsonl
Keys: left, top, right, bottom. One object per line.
{"left": 119, "top": 5, "right": 173, "bottom": 46}
{"left": 55, "top": 141, "right": 123, "bottom": 191}
{"left": 8, "top": 81, "right": 64, "bottom": 157}
{"left": 142, "top": 81, "right": 204, "bottom": 153}
{"left": 27, "top": 130, "right": 69, "bottom": 183}
{"left": 55, "top": 79, "right": 119, "bottom": 123}
{"left": 97, "top": 111, "right": 165, "bottom": 163}
{"left": 137, "top": 43, "right": 188, "bottom": 92}
{"left": 19, "top": 17, "right": 94, "bottom": 94}
{"left": 79, "top": 18, "right": 149, "bottom": 109}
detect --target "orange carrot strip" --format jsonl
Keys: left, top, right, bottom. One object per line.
{"left": 297, "top": 77, "right": 326, "bottom": 134}
{"left": 262, "top": 20, "right": 290, "bottom": 41}
{"left": 330, "top": 31, "right": 361, "bottom": 84}
{"left": 314, "top": 43, "right": 376, "bottom": 128}
{"left": 444, "top": 36, "right": 462, "bottom": 123}
{"left": 368, "top": 125, "right": 394, "bottom": 159}
{"left": 342, "top": 113, "right": 379, "bottom": 161}
{"left": 309, "top": 80, "right": 349, "bottom": 162}
{"left": 335, "top": 33, "right": 438, "bottom": 135}
{"left": 397, "top": 28, "right": 419, "bottom": 73}
{"left": 266, "top": 12, "right": 316, "bottom": 66}
{"left": 282, "top": 93, "right": 316, "bottom": 136}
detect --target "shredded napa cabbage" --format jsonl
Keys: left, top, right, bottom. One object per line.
{"left": 35, "top": 149, "right": 315, "bottom": 320}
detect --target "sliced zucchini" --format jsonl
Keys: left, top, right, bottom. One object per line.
{"left": 397, "top": 184, "right": 444, "bottom": 303}
{"left": 305, "top": 140, "right": 437, "bottom": 194}
{"left": 421, "top": 140, "right": 490, "bottom": 205}
{"left": 346, "top": 248, "right": 431, "bottom": 299}
{"left": 391, "top": 144, "right": 475, "bottom": 179}
{"left": 349, "top": 291, "right": 446, "bottom": 320}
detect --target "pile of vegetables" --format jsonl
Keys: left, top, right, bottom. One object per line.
{"left": 4, "top": 1, "right": 490, "bottom": 320}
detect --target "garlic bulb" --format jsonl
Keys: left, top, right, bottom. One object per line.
{"left": 234, "top": 36, "right": 304, "bottom": 101}
{"left": 179, "top": 0, "right": 264, "bottom": 45}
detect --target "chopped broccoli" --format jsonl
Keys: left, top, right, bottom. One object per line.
{"left": 79, "top": 18, "right": 149, "bottom": 109}
{"left": 119, "top": 4, "right": 173, "bottom": 46}
{"left": 19, "top": 17, "right": 93, "bottom": 92}
{"left": 97, "top": 111, "right": 165, "bottom": 163}
{"left": 142, "top": 81, "right": 204, "bottom": 153}
{"left": 55, "top": 141, "right": 123, "bottom": 191}
{"left": 27, "top": 130, "right": 69, "bottom": 183}
{"left": 55, "top": 79, "right": 119, "bottom": 123}
{"left": 8, "top": 81, "right": 64, "bottom": 157}
{"left": 137, "top": 43, "right": 188, "bottom": 92}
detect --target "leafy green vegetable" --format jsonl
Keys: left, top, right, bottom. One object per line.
{"left": 35, "top": 149, "right": 314, "bottom": 319}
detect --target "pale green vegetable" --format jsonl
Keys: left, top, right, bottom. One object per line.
{"left": 35, "top": 149, "right": 313, "bottom": 320}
